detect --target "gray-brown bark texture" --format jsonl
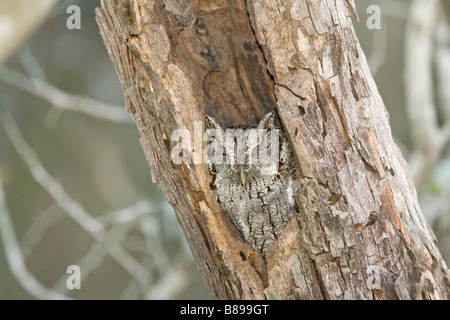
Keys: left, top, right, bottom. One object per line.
{"left": 96, "top": 0, "right": 450, "bottom": 299}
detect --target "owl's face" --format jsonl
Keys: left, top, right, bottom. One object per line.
{"left": 205, "top": 111, "right": 295, "bottom": 255}
{"left": 205, "top": 112, "right": 283, "bottom": 186}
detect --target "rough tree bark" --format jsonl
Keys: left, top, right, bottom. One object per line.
{"left": 96, "top": 0, "right": 450, "bottom": 299}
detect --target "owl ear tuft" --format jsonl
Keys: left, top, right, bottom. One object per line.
{"left": 205, "top": 115, "right": 223, "bottom": 131}
{"left": 257, "top": 111, "right": 278, "bottom": 129}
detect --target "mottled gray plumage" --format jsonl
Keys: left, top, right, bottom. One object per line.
{"left": 205, "top": 111, "right": 296, "bottom": 256}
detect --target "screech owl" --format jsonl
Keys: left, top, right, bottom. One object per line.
{"left": 205, "top": 111, "right": 297, "bottom": 256}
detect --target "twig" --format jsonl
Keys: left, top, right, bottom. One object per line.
{"left": 19, "top": 46, "right": 47, "bottom": 81}
{"left": 20, "top": 203, "right": 62, "bottom": 258}
{"left": 0, "top": 66, "right": 133, "bottom": 125}
{"left": 95, "top": 199, "right": 155, "bottom": 226}
{"left": 0, "top": 160, "right": 69, "bottom": 299}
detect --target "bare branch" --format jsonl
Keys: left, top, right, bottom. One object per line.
{"left": 20, "top": 203, "right": 62, "bottom": 258}
{"left": 0, "top": 66, "right": 133, "bottom": 125}
{"left": 1, "top": 114, "right": 152, "bottom": 288}
{"left": 95, "top": 199, "right": 155, "bottom": 226}
{"left": 19, "top": 46, "right": 48, "bottom": 81}
{"left": 0, "top": 162, "right": 69, "bottom": 299}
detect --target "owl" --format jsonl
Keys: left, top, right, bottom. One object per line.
{"left": 205, "top": 111, "right": 297, "bottom": 256}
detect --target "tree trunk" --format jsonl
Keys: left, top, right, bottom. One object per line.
{"left": 96, "top": 0, "right": 450, "bottom": 299}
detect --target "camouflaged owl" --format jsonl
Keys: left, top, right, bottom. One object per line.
{"left": 205, "top": 111, "right": 297, "bottom": 256}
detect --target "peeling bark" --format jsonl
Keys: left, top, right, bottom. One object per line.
{"left": 96, "top": 0, "right": 450, "bottom": 299}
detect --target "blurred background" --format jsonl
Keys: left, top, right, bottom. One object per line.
{"left": 0, "top": 0, "right": 449, "bottom": 299}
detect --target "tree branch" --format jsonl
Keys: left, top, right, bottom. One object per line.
{"left": 2, "top": 114, "right": 152, "bottom": 288}
{"left": 0, "top": 162, "right": 69, "bottom": 299}
{"left": 0, "top": 66, "right": 132, "bottom": 125}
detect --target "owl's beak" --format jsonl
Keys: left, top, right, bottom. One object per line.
{"left": 240, "top": 166, "right": 247, "bottom": 186}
